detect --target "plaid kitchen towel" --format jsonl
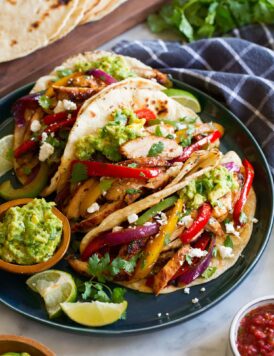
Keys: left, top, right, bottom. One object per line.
{"left": 113, "top": 24, "right": 274, "bottom": 174}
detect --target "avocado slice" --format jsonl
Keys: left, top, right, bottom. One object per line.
{"left": 0, "top": 163, "right": 49, "bottom": 201}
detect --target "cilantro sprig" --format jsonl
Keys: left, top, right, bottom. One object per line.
{"left": 148, "top": 0, "right": 274, "bottom": 42}
{"left": 148, "top": 141, "right": 164, "bottom": 157}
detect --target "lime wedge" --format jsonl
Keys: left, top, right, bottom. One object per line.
{"left": 164, "top": 88, "right": 201, "bottom": 113}
{"left": 26, "top": 270, "right": 77, "bottom": 318}
{"left": 61, "top": 301, "right": 128, "bottom": 327}
{"left": 0, "top": 135, "right": 14, "bottom": 177}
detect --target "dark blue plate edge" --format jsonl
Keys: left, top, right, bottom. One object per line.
{"left": 0, "top": 79, "right": 273, "bottom": 336}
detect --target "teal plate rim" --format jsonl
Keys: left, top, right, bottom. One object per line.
{"left": 0, "top": 79, "right": 273, "bottom": 335}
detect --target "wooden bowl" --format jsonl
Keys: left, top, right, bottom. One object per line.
{"left": 0, "top": 198, "right": 70, "bottom": 274}
{"left": 0, "top": 334, "right": 55, "bottom": 356}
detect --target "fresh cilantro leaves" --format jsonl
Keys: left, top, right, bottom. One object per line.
{"left": 38, "top": 95, "right": 52, "bottom": 110}
{"left": 224, "top": 235, "right": 233, "bottom": 249}
{"left": 148, "top": 0, "right": 274, "bottom": 41}
{"left": 148, "top": 141, "right": 164, "bottom": 157}
{"left": 56, "top": 68, "right": 73, "bottom": 78}
{"left": 186, "top": 254, "right": 192, "bottom": 265}
{"left": 88, "top": 253, "right": 139, "bottom": 283}
{"left": 127, "top": 163, "right": 138, "bottom": 168}
{"left": 99, "top": 178, "right": 114, "bottom": 193}
{"left": 76, "top": 278, "right": 126, "bottom": 305}
{"left": 202, "top": 266, "right": 217, "bottom": 279}
{"left": 70, "top": 162, "right": 88, "bottom": 184}
{"left": 126, "top": 188, "right": 141, "bottom": 195}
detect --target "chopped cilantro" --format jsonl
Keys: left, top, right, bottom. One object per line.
{"left": 186, "top": 254, "right": 192, "bottom": 265}
{"left": 180, "top": 137, "right": 192, "bottom": 148}
{"left": 99, "top": 178, "right": 114, "bottom": 193}
{"left": 128, "top": 163, "right": 137, "bottom": 168}
{"left": 126, "top": 188, "right": 141, "bottom": 195}
{"left": 111, "top": 287, "right": 127, "bottom": 304}
{"left": 166, "top": 134, "right": 175, "bottom": 139}
{"left": 224, "top": 235, "right": 233, "bottom": 249}
{"left": 22, "top": 166, "right": 32, "bottom": 175}
{"left": 88, "top": 253, "right": 139, "bottom": 283}
{"left": 147, "top": 141, "right": 164, "bottom": 157}
{"left": 202, "top": 266, "right": 217, "bottom": 279}
{"left": 212, "top": 247, "right": 217, "bottom": 258}
{"left": 5, "top": 147, "right": 13, "bottom": 161}
{"left": 239, "top": 212, "right": 248, "bottom": 225}
{"left": 155, "top": 125, "right": 163, "bottom": 137}
{"left": 38, "top": 95, "right": 52, "bottom": 110}
{"left": 70, "top": 162, "right": 88, "bottom": 184}
{"left": 139, "top": 172, "right": 146, "bottom": 177}
{"left": 56, "top": 68, "right": 73, "bottom": 78}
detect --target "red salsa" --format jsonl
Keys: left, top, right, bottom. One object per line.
{"left": 237, "top": 303, "right": 274, "bottom": 356}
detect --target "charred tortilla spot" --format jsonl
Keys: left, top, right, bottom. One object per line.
{"left": 10, "top": 39, "right": 17, "bottom": 46}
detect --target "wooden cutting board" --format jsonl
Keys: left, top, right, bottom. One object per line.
{"left": 0, "top": 0, "right": 166, "bottom": 98}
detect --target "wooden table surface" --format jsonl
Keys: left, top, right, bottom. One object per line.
{"left": 0, "top": 0, "right": 165, "bottom": 98}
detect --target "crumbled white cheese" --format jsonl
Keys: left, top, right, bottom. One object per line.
{"left": 54, "top": 99, "right": 77, "bottom": 113}
{"left": 112, "top": 226, "right": 123, "bottom": 232}
{"left": 39, "top": 142, "right": 54, "bottom": 161}
{"left": 192, "top": 298, "right": 199, "bottom": 304}
{"left": 144, "top": 222, "right": 153, "bottom": 226}
{"left": 218, "top": 245, "right": 234, "bottom": 259}
{"left": 155, "top": 212, "right": 167, "bottom": 226}
{"left": 184, "top": 287, "right": 190, "bottom": 294}
{"left": 87, "top": 202, "right": 100, "bottom": 214}
{"left": 41, "top": 132, "right": 48, "bottom": 142}
{"left": 225, "top": 222, "right": 240, "bottom": 237}
{"left": 200, "top": 287, "right": 206, "bottom": 292}
{"left": 30, "top": 120, "right": 41, "bottom": 132}
{"left": 179, "top": 215, "right": 194, "bottom": 228}
{"left": 188, "top": 248, "right": 208, "bottom": 259}
{"left": 127, "top": 213, "right": 139, "bottom": 224}
{"left": 252, "top": 218, "right": 258, "bottom": 223}
{"left": 176, "top": 123, "right": 187, "bottom": 130}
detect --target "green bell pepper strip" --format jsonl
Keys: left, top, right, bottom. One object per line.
{"left": 135, "top": 195, "right": 178, "bottom": 226}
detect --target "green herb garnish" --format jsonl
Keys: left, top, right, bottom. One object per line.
{"left": 70, "top": 162, "right": 88, "bottom": 184}
{"left": 147, "top": 141, "right": 164, "bottom": 157}
{"left": 56, "top": 68, "right": 73, "bottom": 78}
{"left": 224, "top": 235, "right": 233, "bottom": 249}
{"left": 202, "top": 266, "right": 217, "bottom": 279}
{"left": 126, "top": 188, "right": 141, "bottom": 195}
{"left": 38, "top": 95, "right": 52, "bottom": 110}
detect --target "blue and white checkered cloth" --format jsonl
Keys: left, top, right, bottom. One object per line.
{"left": 113, "top": 24, "right": 274, "bottom": 174}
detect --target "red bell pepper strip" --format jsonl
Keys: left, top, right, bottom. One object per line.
{"left": 72, "top": 160, "right": 161, "bottom": 179}
{"left": 44, "top": 116, "right": 77, "bottom": 134}
{"left": 179, "top": 203, "right": 212, "bottom": 243}
{"left": 233, "top": 159, "right": 254, "bottom": 226}
{"left": 135, "top": 108, "right": 156, "bottom": 121}
{"left": 14, "top": 139, "right": 38, "bottom": 158}
{"left": 43, "top": 111, "right": 68, "bottom": 125}
{"left": 172, "top": 232, "right": 211, "bottom": 280}
{"left": 174, "top": 130, "right": 222, "bottom": 162}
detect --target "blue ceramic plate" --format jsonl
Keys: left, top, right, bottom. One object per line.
{"left": 0, "top": 80, "right": 273, "bottom": 335}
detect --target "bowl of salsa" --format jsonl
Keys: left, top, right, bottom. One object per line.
{"left": 228, "top": 295, "right": 274, "bottom": 356}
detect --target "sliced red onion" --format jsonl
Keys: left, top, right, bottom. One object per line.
{"left": 81, "top": 222, "right": 159, "bottom": 261}
{"left": 222, "top": 162, "right": 240, "bottom": 172}
{"left": 177, "top": 236, "right": 216, "bottom": 285}
{"left": 12, "top": 92, "right": 41, "bottom": 127}
{"left": 86, "top": 69, "right": 117, "bottom": 85}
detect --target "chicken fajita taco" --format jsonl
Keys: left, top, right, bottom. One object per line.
{"left": 7, "top": 51, "right": 171, "bottom": 198}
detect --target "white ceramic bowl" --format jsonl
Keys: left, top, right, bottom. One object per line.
{"left": 227, "top": 295, "right": 274, "bottom": 356}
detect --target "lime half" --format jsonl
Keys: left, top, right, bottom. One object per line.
{"left": 164, "top": 88, "right": 201, "bottom": 113}
{"left": 61, "top": 301, "right": 128, "bottom": 327}
{"left": 0, "top": 135, "right": 14, "bottom": 177}
{"left": 26, "top": 270, "right": 77, "bottom": 318}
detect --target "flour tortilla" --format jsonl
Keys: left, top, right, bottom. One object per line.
{"left": 80, "top": 0, "right": 128, "bottom": 24}
{"left": 41, "top": 77, "right": 198, "bottom": 196}
{"left": 31, "top": 50, "right": 164, "bottom": 93}
{"left": 0, "top": 0, "right": 81, "bottom": 63}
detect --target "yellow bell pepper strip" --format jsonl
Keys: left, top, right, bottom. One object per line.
{"left": 133, "top": 198, "right": 183, "bottom": 281}
{"left": 45, "top": 72, "right": 81, "bottom": 97}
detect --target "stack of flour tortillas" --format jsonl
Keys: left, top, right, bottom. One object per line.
{"left": 0, "top": 0, "right": 127, "bottom": 63}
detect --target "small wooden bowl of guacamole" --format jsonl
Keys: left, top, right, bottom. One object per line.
{"left": 0, "top": 334, "right": 54, "bottom": 356}
{"left": 0, "top": 198, "right": 70, "bottom": 274}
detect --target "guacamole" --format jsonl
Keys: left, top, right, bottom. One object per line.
{"left": 75, "top": 55, "right": 135, "bottom": 80}
{"left": 75, "top": 108, "right": 146, "bottom": 162}
{"left": 0, "top": 199, "right": 63, "bottom": 265}
{"left": 181, "top": 166, "right": 239, "bottom": 209}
